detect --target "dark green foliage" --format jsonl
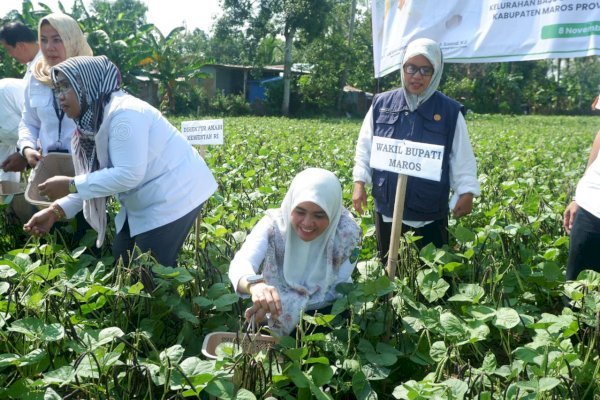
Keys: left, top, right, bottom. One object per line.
{"left": 2, "top": 115, "right": 599, "bottom": 398}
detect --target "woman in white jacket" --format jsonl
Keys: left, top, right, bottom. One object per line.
{"left": 24, "top": 55, "right": 218, "bottom": 267}
{"left": 2, "top": 13, "right": 92, "bottom": 173}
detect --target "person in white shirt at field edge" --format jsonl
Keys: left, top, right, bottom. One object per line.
{"left": 0, "top": 78, "right": 26, "bottom": 183}
{"left": 563, "top": 128, "right": 600, "bottom": 282}
{"left": 352, "top": 38, "right": 480, "bottom": 263}
{"left": 24, "top": 55, "right": 218, "bottom": 268}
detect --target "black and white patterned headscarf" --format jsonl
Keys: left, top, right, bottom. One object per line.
{"left": 52, "top": 55, "right": 121, "bottom": 136}
{"left": 51, "top": 56, "right": 121, "bottom": 248}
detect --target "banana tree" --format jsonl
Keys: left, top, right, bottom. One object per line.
{"left": 140, "top": 26, "right": 208, "bottom": 114}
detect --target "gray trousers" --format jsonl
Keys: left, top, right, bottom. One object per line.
{"left": 112, "top": 203, "right": 203, "bottom": 267}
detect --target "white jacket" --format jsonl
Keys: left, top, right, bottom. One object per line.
{"left": 0, "top": 78, "right": 26, "bottom": 182}
{"left": 18, "top": 73, "right": 75, "bottom": 155}
{"left": 57, "top": 92, "right": 218, "bottom": 236}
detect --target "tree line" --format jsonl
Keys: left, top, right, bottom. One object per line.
{"left": 1, "top": 0, "right": 599, "bottom": 117}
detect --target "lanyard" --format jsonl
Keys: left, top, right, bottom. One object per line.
{"left": 52, "top": 93, "right": 64, "bottom": 149}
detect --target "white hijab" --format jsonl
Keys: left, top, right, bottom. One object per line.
{"left": 274, "top": 168, "right": 343, "bottom": 293}
{"left": 401, "top": 38, "right": 443, "bottom": 111}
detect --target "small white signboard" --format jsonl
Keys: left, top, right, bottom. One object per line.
{"left": 370, "top": 137, "right": 445, "bottom": 181}
{"left": 181, "top": 119, "right": 224, "bottom": 145}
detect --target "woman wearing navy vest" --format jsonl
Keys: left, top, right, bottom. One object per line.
{"left": 352, "top": 38, "right": 480, "bottom": 262}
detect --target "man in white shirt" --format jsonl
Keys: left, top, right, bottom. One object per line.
{"left": 0, "top": 78, "right": 26, "bottom": 182}
{"left": 0, "top": 21, "right": 41, "bottom": 173}
{"left": 0, "top": 22, "right": 39, "bottom": 68}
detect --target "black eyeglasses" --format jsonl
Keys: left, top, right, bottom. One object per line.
{"left": 52, "top": 80, "right": 73, "bottom": 97}
{"left": 403, "top": 64, "right": 434, "bottom": 76}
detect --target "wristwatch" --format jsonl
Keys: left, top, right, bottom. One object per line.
{"left": 245, "top": 274, "right": 264, "bottom": 292}
{"left": 69, "top": 179, "right": 77, "bottom": 193}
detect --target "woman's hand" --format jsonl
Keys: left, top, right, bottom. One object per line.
{"left": 452, "top": 193, "right": 474, "bottom": 218}
{"left": 23, "top": 148, "right": 42, "bottom": 168}
{"left": 23, "top": 206, "right": 61, "bottom": 236}
{"left": 38, "top": 176, "right": 71, "bottom": 200}
{"left": 1, "top": 152, "right": 28, "bottom": 172}
{"left": 245, "top": 283, "right": 282, "bottom": 324}
{"left": 352, "top": 181, "right": 368, "bottom": 215}
{"left": 563, "top": 200, "right": 579, "bottom": 235}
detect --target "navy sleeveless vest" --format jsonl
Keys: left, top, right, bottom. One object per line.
{"left": 371, "top": 88, "right": 464, "bottom": 221}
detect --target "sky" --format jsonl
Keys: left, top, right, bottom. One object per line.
{"left": 0, "top": 0, "right": 222, "bottom": 35}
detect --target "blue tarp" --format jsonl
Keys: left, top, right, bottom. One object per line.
{"left": 248, "top": 76, "right": 282, "bottom": 103}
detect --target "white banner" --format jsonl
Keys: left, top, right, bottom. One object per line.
{"left": 372, "top": 0, "right": 600, "bottom": 77}
{"left": 370, "top": 137, "right": 445, "bottom": 181}
{"left": 181, "top": 119, "right": 224, "bottom": 145}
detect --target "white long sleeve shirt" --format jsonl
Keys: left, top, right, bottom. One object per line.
{"left": 18, "top": 73, "right": 75, "bottom": 155}
{"left": 57, "top": 92, "right": 218, "bottom": 236}
{"left": 353, "top": 106, "right": 480, "bottom": 227}
{"left": 23, "top": 51, "right": 43, "bottom": 82}
{"left": 228, "top": 215, "right": 356, "bottom": 305}
{"left": 576, "top": 155, "right": 600, "bottom": 219}
{"left": 0, "top": 78, "right": 26, "bottom": 182}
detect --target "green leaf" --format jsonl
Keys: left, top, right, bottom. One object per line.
{"left": 310, "top": 364, "right": 333, "bottom": 386}
{"left": 361, "top": 364, "right": 390, "bottom": 380}
{"left": 284, "top": 347, "right": 308, "bottom": 363}
{"left": 160, "top": 345, "right": 185, "bottom": 364}
{"left": 514, "top": 347, "right": 539, "bottom": 364}
{"left": 305, "top": 357, "right": 329, "bottom": 365}
{"left": 70, "top": 246, "right": 87, "bottom": 259}
{"left": 179, "top": 357, "right": 215, "bottom": 377}
{"left": 493, "top": 307, "right": 520, "bottom": 330}
{"left": 205, "top": 378, "right": 235, "bottom": 399}
{"left": 481, "top": 352, "right": 497, "bottom": 372}
{"left": 538, "top": 377, "right": 561, "bottom": 392}
{"left": 448, "top": 283, "right": 485, "bottom": 304}
{"left": 215, "top": 226, "right": 228, "bottom": 237}
{"left": 43, "top": 365, "right": 75, "bottom": 385}
{"left": 193, "top": 296, "right": 213, "bottom": 307}
{"left": 365, "top": 351, "right": 397, "bottom": 366}
{"left": 417, "top": 270, "right": 449, "bottom": 302}
{"left": 352, "top": 371, "right": 377, "bottom": 400}
{"left": 213, "top": 294, "right": 239, "bottom": 309}
{"left": 442, "top": 378, "right": 468, "bottom": 397}
{"left": 468, "top": 305, "right": 496, "bottom": 321}
{"left": 0, "top": 264, "right": 17, "bottom": 279}
{"left": 18, "top": 348, "right": 46, "bottom": 366}
{"left": 79, "top": 327, "right": 125, "bottom": 350}
{"left": 8, "top": 318, "right": 64, "bottom": 342}
{"left": 342, "top": 359, "right": 361, "bottom": 373}
{"left": 0, "top": 353, "right": 19, "bottom": 368}
{"left": 128, "top": 281, "right": 145, "bottom": 294}
{"left": 286, "top": 365, "right": 310, "bottom": 388}
{"left": 44, "top": 387, "right": 63, "bottom": 400}
{"left": 439, "top": 312, "right": 466, "bottom": 337}
{"left": 429, "top": 341, "right": 447, "bottom": 362}
{"left": 454, "top": 226, "right": 476, "bottom": 243}
{"left": 153, "top": 265, "right": 194, "bottom": 283}
{"left": 234, "top": 389, "right": 257, "bottom": 400}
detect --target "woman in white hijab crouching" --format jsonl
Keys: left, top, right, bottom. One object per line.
{"left": 228, "top": 168, "right": 361, "bottom": 337}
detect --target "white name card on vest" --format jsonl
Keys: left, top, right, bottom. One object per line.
{"left": 370, "top": 136, "right": 445, "bottom": 182}
{"left": 181, "top": 119, "right": 224, "bottom": 145}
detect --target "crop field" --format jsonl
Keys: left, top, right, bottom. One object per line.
{"left": 0, "top": 114, "right": 599, "bottom": 399}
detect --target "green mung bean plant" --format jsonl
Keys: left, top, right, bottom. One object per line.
{"left": 0, "top": 114, "right": 598, "bottom": 398}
